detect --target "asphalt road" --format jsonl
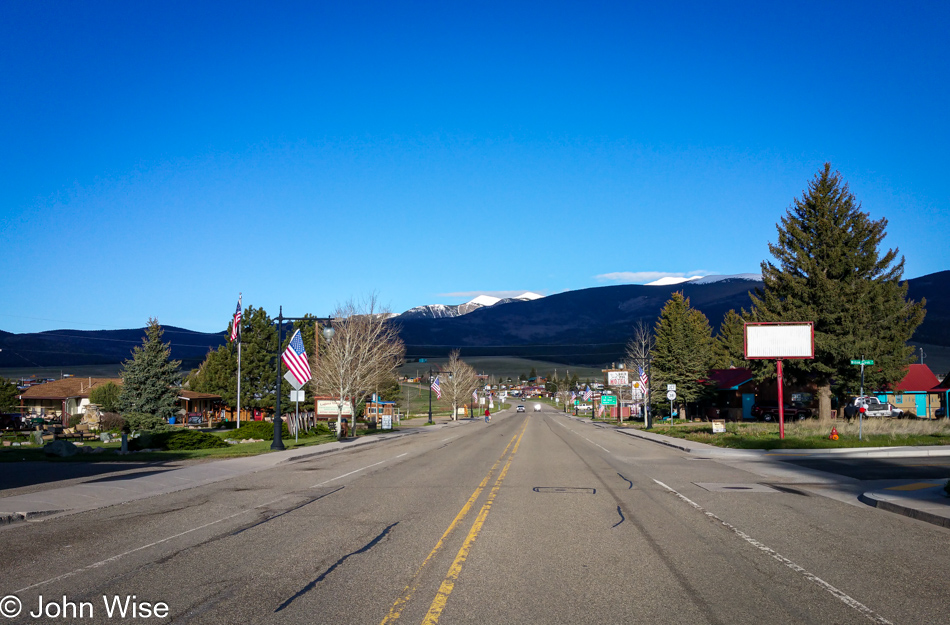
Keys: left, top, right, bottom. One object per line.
{"left": 2, "top": 407, "right": 948, "bottom": 624}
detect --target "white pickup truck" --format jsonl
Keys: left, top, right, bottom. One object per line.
{"left": 847, "top": 396, "right": 903, "bottom": 418}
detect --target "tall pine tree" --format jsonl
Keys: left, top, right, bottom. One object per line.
{"left": 750, "top": 164, "right": 925, "bottom": 418}
{"left": 711, "top": 309, "right": 748, "bottom": 369}
{"left": 118, "top": 319, "right": 182, "bottom": 420}
{"left": 650, "top": 292, "right": 713, "bottom": 419}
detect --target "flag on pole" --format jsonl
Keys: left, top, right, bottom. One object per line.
{"left": 473, "top": 389, "right": 478, "bottom": 402}
{"left": 282, "top": 329, "right": 311, "bottom": 386}
{"left": 639, "top": 366, "right": 648, "bottom": 388}
{"left": 431, "top": 375, "right": 442, "bottom": 399}
{"left": 583, "top": 385, "right": 592, "bottom": 401}
{"left": 571, "top": 391, "right": 577, "bottom": 402}
{"left": 229, "top": 295, "right": 242, "bottom": 342}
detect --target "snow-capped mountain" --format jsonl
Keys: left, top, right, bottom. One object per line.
{"left": 397, "top": 292, "right": 544, "bottom": 319}
{"left": 645, "top": 274, "right": 762, "bottom": 286}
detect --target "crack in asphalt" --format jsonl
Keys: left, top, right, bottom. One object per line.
{"left": 274, "top": 521, "right": 399, "bottom": 613}
{"left": 611, "top": 505, "right": 625, "bottom": 528}
{"left": 618, "top": 472, "right": 633, "bottom": 489}
{"left": 228, "top": 487, "right": 344, "bottom": 537}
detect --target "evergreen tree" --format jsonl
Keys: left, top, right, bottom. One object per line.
{"left": 711, "top": 309, "right": 748, "bottom": 369}
{"left": 118, "top": 319, "right": 182, "bottom": 420}
{"left": 750, "top": 164, "right": 926, "bottom": 417}
{"left": 89, "top": 381, "right": 122, "bottom": 413}
{"left": 0, "top": 378, "right": 18, "bottom": 412}
{"left": 650, "top": 292, "right": 713, "bottom": 418}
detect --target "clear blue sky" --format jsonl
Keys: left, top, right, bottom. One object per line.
{"left": 2, "top": 1, "right": 948, "bottom": 335}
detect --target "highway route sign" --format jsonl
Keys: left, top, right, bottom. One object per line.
{"left": 666, "top": 390, "right": 677, "bottom": 401}
{"left": 601, "top": 395, "right": 617, "bottom": 406}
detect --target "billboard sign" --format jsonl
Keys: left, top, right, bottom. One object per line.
{"left": 744, "top": 322, "right": 814, "bottom": 359}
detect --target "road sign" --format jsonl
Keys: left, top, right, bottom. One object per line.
{"left": 284, "top": 371, "right": 304, "bottom": 390}
{"left": 290, "top": 390, "right": 305, "bottom": 402}
{"left": 850, "top": 359, "right": 875, "bottom": 365}
{"left": 667, "top": 384, "right": 676, "bottom": 391}
{"left": 601, "top": 395, "right": 618, "bottom": 406}
{"left": 666, "top": 390, "right": 677, "bottom": 401}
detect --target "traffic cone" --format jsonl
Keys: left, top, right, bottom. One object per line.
{"left": 829, "top": 427, "right": 839, "bottom": 441}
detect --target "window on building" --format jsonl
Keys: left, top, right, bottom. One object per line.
{"left": 896, "top": 394, "right": 903, "bottom": 404}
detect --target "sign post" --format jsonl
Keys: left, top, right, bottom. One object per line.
{"left": 745, "top": 323, "right": 815, "bottom": 439}
{"left": 851, "top": 359, "right": 874, "bottom": 441}
{"left": 666, "top": 390, "right": 676, "bottom": 422}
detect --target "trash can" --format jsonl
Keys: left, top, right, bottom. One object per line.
{"left": 169, "top": 416, "right": 176, "bottom": 424}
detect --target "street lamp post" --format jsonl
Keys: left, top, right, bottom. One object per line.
{"left": 427, "top": 366, "right": 453, "bottom": 425}
{"left": 271, "top": 308, "right": 334, "bottom": 451}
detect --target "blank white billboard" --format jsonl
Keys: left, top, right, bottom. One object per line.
{"left": 744, "top": 323, "right": 814, "bottom": 359}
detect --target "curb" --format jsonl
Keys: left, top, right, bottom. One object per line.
{"left": 279, "top": 429, "right": 419, "bottom": 464}
{"left": 0, "top": 509, "right": 66, "bottom": 526}
{"left": 858, "top": 492, "right": 950, "bottom": 530}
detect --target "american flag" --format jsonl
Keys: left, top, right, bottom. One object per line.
{"left": 473, "top": 389, "right": 478, "bottom": 402}
{"left": 431, "top": 375, "right": 442, "bottom": 399}
{"left": 571, "top": 391, "right": 577, "bottom": 402}
{"left": 639, "top": 366, "right": 648, "bottom": 388}
{"left": 282, "top": 329, "right": 311, "bottom": 386}
{"left": 583, "top": 385, "right": 592, "bottom": 401}
{"left": 229, "top": 296, "right": 242, "bottom": 342}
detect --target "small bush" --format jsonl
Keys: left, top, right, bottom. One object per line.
{"left": 310, "top": 422, "right": 332, "bottom": 435}
{"left": 229, "top": 421, "right": 289, "bottom": 440}
{"left": 100, "top": 412, "right": 126, "bottom": 432}
{"left": 124, "top": 412, "right": 172, "bottom": 432}
{"left": 67, "top": 414, "right": 83, "bottom": 428}
{"left": 131, "top": 430, "right": 229, "bottom": 451}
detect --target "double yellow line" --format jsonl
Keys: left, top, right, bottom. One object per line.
{"left": 380, "top": 419, "right": 529, "bottom": 625}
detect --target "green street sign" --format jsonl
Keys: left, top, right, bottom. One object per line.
{"left": 600, "top": 395, "right": 617, "bottom": 406}
{"left": 850, "top": 359, "right": 874, "bottom": 366}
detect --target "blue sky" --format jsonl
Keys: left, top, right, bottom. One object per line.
{"left": 2, "top": 0, "right": 948, "bottom": 335}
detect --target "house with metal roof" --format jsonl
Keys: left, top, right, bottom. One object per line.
{"left": 877, "top": 364, "right": 942, "bottom": 418}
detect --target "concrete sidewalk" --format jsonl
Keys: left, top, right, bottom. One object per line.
{"left": 0, "top": 424, "right": 442, "bottom": 525}
{"left": 609, "top": 423, "right": 950, "bottom": 529}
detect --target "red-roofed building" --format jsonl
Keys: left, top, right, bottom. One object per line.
{"left": 876, "top": 364, "right": 941, "bottom": 419}
{"left": 703, "top": 368, "right": 756, "bottom": 420}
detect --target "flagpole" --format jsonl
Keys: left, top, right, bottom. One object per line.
{"left": 236, "top": 294, "right": 242, "bottom": 428}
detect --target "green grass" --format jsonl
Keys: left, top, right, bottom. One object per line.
{"left": 0, "top": 430, "right": 338, "bottom": 462}
{"left": 644, "top": 420, "right": 950, "bottom": 450}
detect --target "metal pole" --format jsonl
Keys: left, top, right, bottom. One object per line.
{"left": 428, "top": 367, "right": 433, "bottom": 424}
{"left": 777, "top": 359, "right": 785, "bottom": 440}
{"left": 271, "top": 307, "right": 285, "bottom": 450}
{"left": 236, "top": 332, "right": 241, "bottom": 428}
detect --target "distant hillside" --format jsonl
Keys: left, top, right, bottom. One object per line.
{"left": 396, "top": 271, "right": 950, "bottom": 366}
{"left": 1, "top": 272, "right": 946, "bottom": 370}
{"left": 0, "top": 326, "right": 225, "bottom": 370}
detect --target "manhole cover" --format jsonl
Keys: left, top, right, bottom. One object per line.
{"left": 694, "top": 483, "right": 779, "bottom": 493}
{"left": 533, "top": 487, "right": 596, "bottom": 494}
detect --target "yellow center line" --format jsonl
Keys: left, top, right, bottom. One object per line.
{"left": 379, "top": 424, "right": 524, "bottom": 625}
{"left": 421, "top": 420, "right": 528, "bottom": 625}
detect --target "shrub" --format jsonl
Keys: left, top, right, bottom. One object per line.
{"left": 100, "top": 412, "right": 126, "bottom": 432}
{"left": 310, "top": 422, "right": 332, "bottom": 435}
{"left": 229, "top": 420, "right": 289, "bottom": 441}
{"left": 124, "top": 412, "right": 172, "bottom": 432}
{"left": 131, "top": 430, "right": 229, "bottom": 451}
{"left": 67, "top": 414, "right": 83, "bottom": 428}
{"left": 89, "top": 381, "right": 121, "bottom": 413}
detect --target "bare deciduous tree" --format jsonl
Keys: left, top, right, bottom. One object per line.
{"left": 438, "top": 350, "right": 480, "bottom": 420}
{"left": 311, "top": 295, "right": 405, "bottom": 438}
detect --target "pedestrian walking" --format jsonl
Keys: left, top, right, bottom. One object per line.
{"left": 484, "top": 407, "right": 491, "bottom": 423}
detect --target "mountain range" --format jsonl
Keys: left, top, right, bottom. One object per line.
{"left": 1, "top": 272, "right": 947, "bottom": 370}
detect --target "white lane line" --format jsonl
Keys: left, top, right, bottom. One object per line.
{"left": 582, "top": 436, "right": 609, "bottom": 453}
{"left": 310, "top": 453, "right": 407, "bottom": 488}
{"left": 653, "top": 480, "right": 893, "bottom": 625}
{"left": 15, "top": 496, "right": 289, "bottom": 594}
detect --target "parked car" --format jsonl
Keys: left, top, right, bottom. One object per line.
{"left": 516, "top": 405, "right": 525, "bottom": 413}
{"left": 750, "top": 400, "right": 812, "bottom": 422}
{"left": 936, "top": 407, "right": 946, "bottom": 419}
